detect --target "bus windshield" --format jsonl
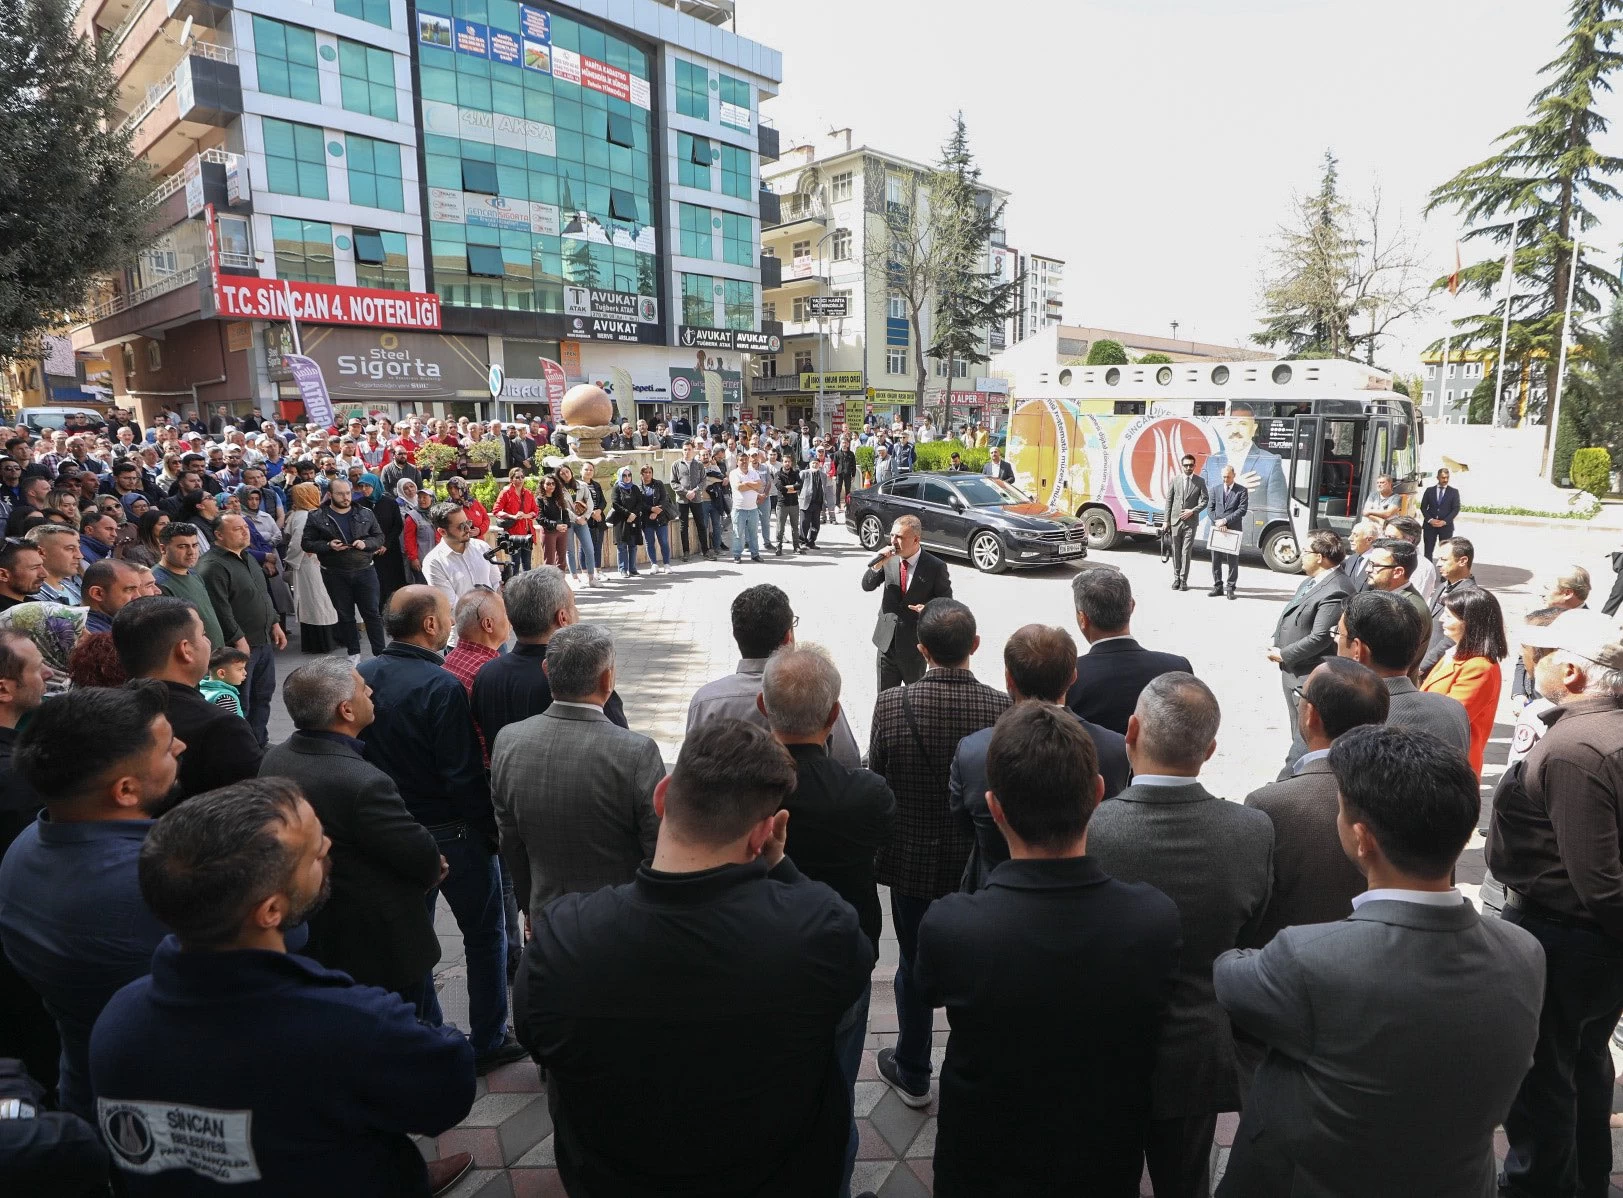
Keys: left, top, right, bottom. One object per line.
{"left": 952, "top": 475, "right": 1031, "bottom": 506}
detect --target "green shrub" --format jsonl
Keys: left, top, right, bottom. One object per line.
{"left": 1085, "top": 339, "right": 1129, "bottom": 366}
{"left": 914, "top": 440, "right": 989, "bottom": 472}
{"left": 1554, "top": 403, "right": 1583, "bottom": 484}
{"left": 1137, "top": 352, "right": 1173, "bottom": 365}
{"left": 855, "top": 446, "right": 875, "bottom": 477}
{"left": 1570, "top": 446, "right": 1612, "bottom": 497}
{"left": 414, "top": 442, "right": 460, "bottom": 481}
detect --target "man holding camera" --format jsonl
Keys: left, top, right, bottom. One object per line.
{"left": 301, "top": 477, "right": 386, "bottom": 664}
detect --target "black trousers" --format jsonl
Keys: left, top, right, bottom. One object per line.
{"left": 1500, "top": 906, "right": 1623, "bottom": 1198}
{"left": 876, "top": 645, "right": 924, "bottom": 693}
{"left": 800, "top": 504, "right": 823, "bottom": 545}
{"left": 1603, "top": 562, "right": 1623, "bottom": 617}
{"left": 323, "top": 566, "right": 386, "bottom": 656}
{"left": 1423, "top": 522, "right": 1452, "bottom": 558}
{"left": 837, "top": 474, "right": 854, "bottom": 507}
{"left": 676, "top": 502, "right": 709, "bottom": 556}
{"left": 1211, "top": 551, "right": 1238, "bottom": 589}
{"left": 1147, "top": 1111, "right": 1217, "bottom": 1198}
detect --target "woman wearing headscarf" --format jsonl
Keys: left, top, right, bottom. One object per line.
{"left": 608, "top": 465, "right": 646, "bottom": 579}
{"left": 284, "top": 482, "right": 338, "bottom": 654}
{"left": 443, "top": 475, "right": 490, "bottom": 540}
{"left": 238, "top": 485, "right": 295, "bottom": 625}
{"left": 368, "top": 474, "right": 408, "bottom": 603}
{"left": 397, "top": 477, "right": 435, "bottom": 584}
{"left": 0, "top": 602, "right": 86, "bottom": 697}
{"left": 119, "top": 492, "right": 150, "bottom": 524}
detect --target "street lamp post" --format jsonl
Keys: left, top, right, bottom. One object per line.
{"left": 814, "top": 226, "right": 837, "bottom": 437}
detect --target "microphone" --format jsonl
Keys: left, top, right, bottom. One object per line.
{"left": 867, "top": 550, "right": 891, "bottom": 569}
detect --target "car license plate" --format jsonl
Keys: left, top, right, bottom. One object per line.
{"left": 1058, "top": 542, "right": 1083, "bottom": 555}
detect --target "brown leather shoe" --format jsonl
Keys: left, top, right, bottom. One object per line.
{"left": 426, "top": 1152, "right": 474, "bottom": 1196}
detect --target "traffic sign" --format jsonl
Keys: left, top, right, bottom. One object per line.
{"left": 487, "top": 363, "right": 505, "bottom": 399}
{"left": 804, "top": 295, "right": 849, "bottom": 318}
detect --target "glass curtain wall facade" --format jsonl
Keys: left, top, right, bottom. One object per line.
{"left": 416, "top": 3, "right": 658, "bottom": 315}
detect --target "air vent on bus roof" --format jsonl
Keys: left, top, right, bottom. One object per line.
{"left": 1105, "top": 368, "right": 1121, "bottom": 386}
{"left": 1272, "top": 364, "right": 1292, "bottom": 385}
{"left": 1212, "top": 365, "right": 1230, "bottom": 385}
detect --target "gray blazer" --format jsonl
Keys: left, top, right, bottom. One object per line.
{"left": 1273, "top": 572, "right": 1354, "bottom": 681}
{"left": 1384, "top": 676, "right": 1472, "bottom": 757}
{"left": 1215, "top": 899, "right": 1545, "bottom": 1198}
{"left": 1243, "top": 757, "right": 1366, "bottom": 945}
{"left": 489, "top": 704, "right": 665, "bottom": 917}
{"left": 1086, "top": 780, "right": 1274, "bottom": 1116}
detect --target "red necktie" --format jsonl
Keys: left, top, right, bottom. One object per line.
{"left": 900, "top": 559, "right": 909, "bottom": 592}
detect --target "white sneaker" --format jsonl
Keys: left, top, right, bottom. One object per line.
{"left": 583, "top": 574, "right": 595, "bottom": 587}
{"left": 657, "top": 565, "right": 670, "bottom": 575}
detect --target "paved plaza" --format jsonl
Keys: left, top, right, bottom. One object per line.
{"left": 260, "top": 509, "right": 1623, "bottom": 1196}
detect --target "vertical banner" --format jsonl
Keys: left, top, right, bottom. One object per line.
{"left": 284, "top": 354, "right": 335, "bottom": 428}
{"left": 539, "top": 358, "right": 567, "bottom": 425}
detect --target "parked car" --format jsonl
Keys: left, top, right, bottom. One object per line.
{"left": 846, "top": 471, "right": 1088, "bottom": 573}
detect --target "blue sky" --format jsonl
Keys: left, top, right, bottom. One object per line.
{"left": 735, "top": 0, "right": 1616, "bottom": 369}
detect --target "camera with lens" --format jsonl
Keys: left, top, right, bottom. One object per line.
{"left": 495, "top": 531, "right": 533, "bottom": 554}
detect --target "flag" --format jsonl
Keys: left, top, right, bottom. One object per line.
{"left": 1448, "top": 242, "right": 1461, "bottom": 296}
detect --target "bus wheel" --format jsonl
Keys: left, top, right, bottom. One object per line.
{"left": 1261, "top": 527, "right": 1303, "bottom": 574}
{"left": 1079, "top": 506, "right": 1121, "bottom": 550}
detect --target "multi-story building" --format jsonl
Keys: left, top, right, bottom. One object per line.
{"left": 755, "top": 128, "right": 1010, "bottom": 431}
{"left": 1418, "top": 348, "right": 1492, "bottom": 425}
{"left": 1015, "top": 252, "right": 1063, "bottom": 342}
{"left": 67, "top": 0, "right": 781, "bottom": 427}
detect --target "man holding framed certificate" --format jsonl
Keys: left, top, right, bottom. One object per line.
{"left": 1207, "top": 465, "right": 1247, "bottom": 600}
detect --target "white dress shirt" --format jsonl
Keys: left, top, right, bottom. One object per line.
{"left": 1351, "top": 887, "right": 1461, "bottom": 909}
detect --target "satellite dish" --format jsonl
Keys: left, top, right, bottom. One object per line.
{"left": 178, "top": 15, "right": 193, "bottom": 44}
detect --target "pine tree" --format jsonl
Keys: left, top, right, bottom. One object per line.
{"left": 1254, "top": 151, "right": 1359, "bottom": 357}
{"left": 925, "top": 114, "right": 1021, "bottom": 431}
{"left": 1424, "top": 0, "right": 1623, "bottom": 443}
{"left": 1556, "top": 296, "right": 1623, "bottom": 476}
{"left": 0, "top": 0, "right": 149, "bottom": 361}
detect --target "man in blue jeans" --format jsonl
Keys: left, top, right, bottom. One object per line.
{"left": 730, "top": 450, "right": 766, "bottom": 563}
{"left": 359, "top": 585, "right": 528, "bottom": 1074}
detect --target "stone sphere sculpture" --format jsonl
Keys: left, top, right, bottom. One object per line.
{"left": 561, "top": 384, "right": 613, "bottom": 428}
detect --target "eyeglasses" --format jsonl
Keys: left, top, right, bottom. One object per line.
{"left": 1366, "top": 562, "right": 1398, "bottom": 573}
{"left": 1291, "top": 685, "right": 1307, "bottom": 704}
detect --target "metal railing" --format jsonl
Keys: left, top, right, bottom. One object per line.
{"left": 114, "top": 42, "right": 236, "bottom": 138}
{"left": 143, "top": 147, "right": 231, "bottom": 207}
{"left": 108, "top": 0, "right": 158, "bottom": 57}
{"left": 218, "top": 251, "right": 254, "bottom": 269}
{"left": 76, "top": 262, "right": 201, "bottom": 324}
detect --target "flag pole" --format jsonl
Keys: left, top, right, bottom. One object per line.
{"left": 1493, "top": 218, "right": 1519, "bottom": 427}
{"left": 1545, "top": 242, "right": 1583, "bottom": 481}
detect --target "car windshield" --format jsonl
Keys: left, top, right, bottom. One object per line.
{"left": 952, "top": 475, "right": 1030, "bottom": 506}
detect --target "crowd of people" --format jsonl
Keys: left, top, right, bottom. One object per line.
{"left": 1, "top": 404, "right": 1621, "bottom": 1198}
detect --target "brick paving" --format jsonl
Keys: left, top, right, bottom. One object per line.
{"left": 260, "top": 510, "right": 1623, "bottom": 1196}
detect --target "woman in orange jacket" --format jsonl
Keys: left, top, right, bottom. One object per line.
{"left": 1422, "top": 587, "right": 1508, "bottom": 777}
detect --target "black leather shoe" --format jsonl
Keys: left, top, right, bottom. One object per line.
{"left": 1208, "top": 586, "right": 1224, "bottom": 597}
{"left": 1227, "top": 588, "right": 1237, "bottom": 600}
{"left": 1171, "top": 579, "right": 1181, "bottom": 591}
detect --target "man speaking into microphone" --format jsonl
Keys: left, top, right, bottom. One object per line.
{"left": 862, "top": 515, "right": 952, "bottom": 691}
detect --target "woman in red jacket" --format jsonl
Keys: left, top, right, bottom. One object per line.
{"left": 492, "top": 467, "right": 537, "bottom": 573}
{"left": 1422, "top": 587, "right": 1508, "bottom": 778}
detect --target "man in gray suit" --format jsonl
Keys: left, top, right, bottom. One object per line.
{"left": 1216, "top": 726, "right": 1545, "bottom": 1198}
{"left": 490, "top": 623, "right": 664, "bottom": 921}
{"left": 1162, "top": 453, "right": 1208, "bottom": 591}
{"left": 1336, "top": 591, "right": 1471, "bottom": 756}
{"left": 1269, "top": 527, "right": 1353, "bottom": 749}
{"left": 1087, "top": 672, "right": 1274, "bottom": 1198}
{"left": 1245, "top": 658, "right": 1388, "bottom": 947}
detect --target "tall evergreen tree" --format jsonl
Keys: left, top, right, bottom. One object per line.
{"left": 1424, "top": 0, "right": 1623, "bottom": 440}
{"left": 925, "top": 114, "right": 1021, "bottom": 431}
{"left": 0, "top": 0, "right": 149, "bottom": 362}
{"left": 1556, "top": 297, "right": 1623, "bottom": 475}
{"left": 1254, "top": 151, "right": 1360, "bottom": 357}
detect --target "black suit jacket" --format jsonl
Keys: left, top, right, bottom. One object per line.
{"left": 516, "top": 857, "right": 871, "bottom": 1198}
{"left": 861, "top": 550, "right": 952, "bottom": 676}
{"left": 782, "top": 744, "right": 896, "bottom": 957}
{"left": 259, "top": 732, "right": 441, "bottom": 992}
{"left": 1420, "top": 483, "right": 1460, "bottom": 531}
{"left": 470, "top": 642, "right": 628, "bottom": 752}
{"left": 1272, "top": 572, "right": 1354, "bottom": 681}
{"left": 161, "top": 680, "right": 262, "bottom": 800}
{"left": 949, "top": 712, "right": 1131, "bottom": 892}
{"left": 915, "top": 857, "right": 1181, "bottom": 1196}
{"left": 1065, "top": 638, "right": 1194, "bottom": 736}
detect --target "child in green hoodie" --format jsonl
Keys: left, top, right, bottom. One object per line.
{"left": 199, "top": 646, "right": 249, "bottom": 717}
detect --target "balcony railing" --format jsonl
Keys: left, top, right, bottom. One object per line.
{"left": 114, "top": 41, "right": 236, "bottom": 138}
{"left": 144, "top": 146, "right": 231, "bottom": 206}
{"left": 77, "top": 262, "right": 201, "bottom": 324}
{"left": 107, "top": 0, "right": 158, "bottom": 57}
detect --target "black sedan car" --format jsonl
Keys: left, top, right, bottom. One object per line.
{"left": 846, "top": 471, "right": 1088, "bottom": 573}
